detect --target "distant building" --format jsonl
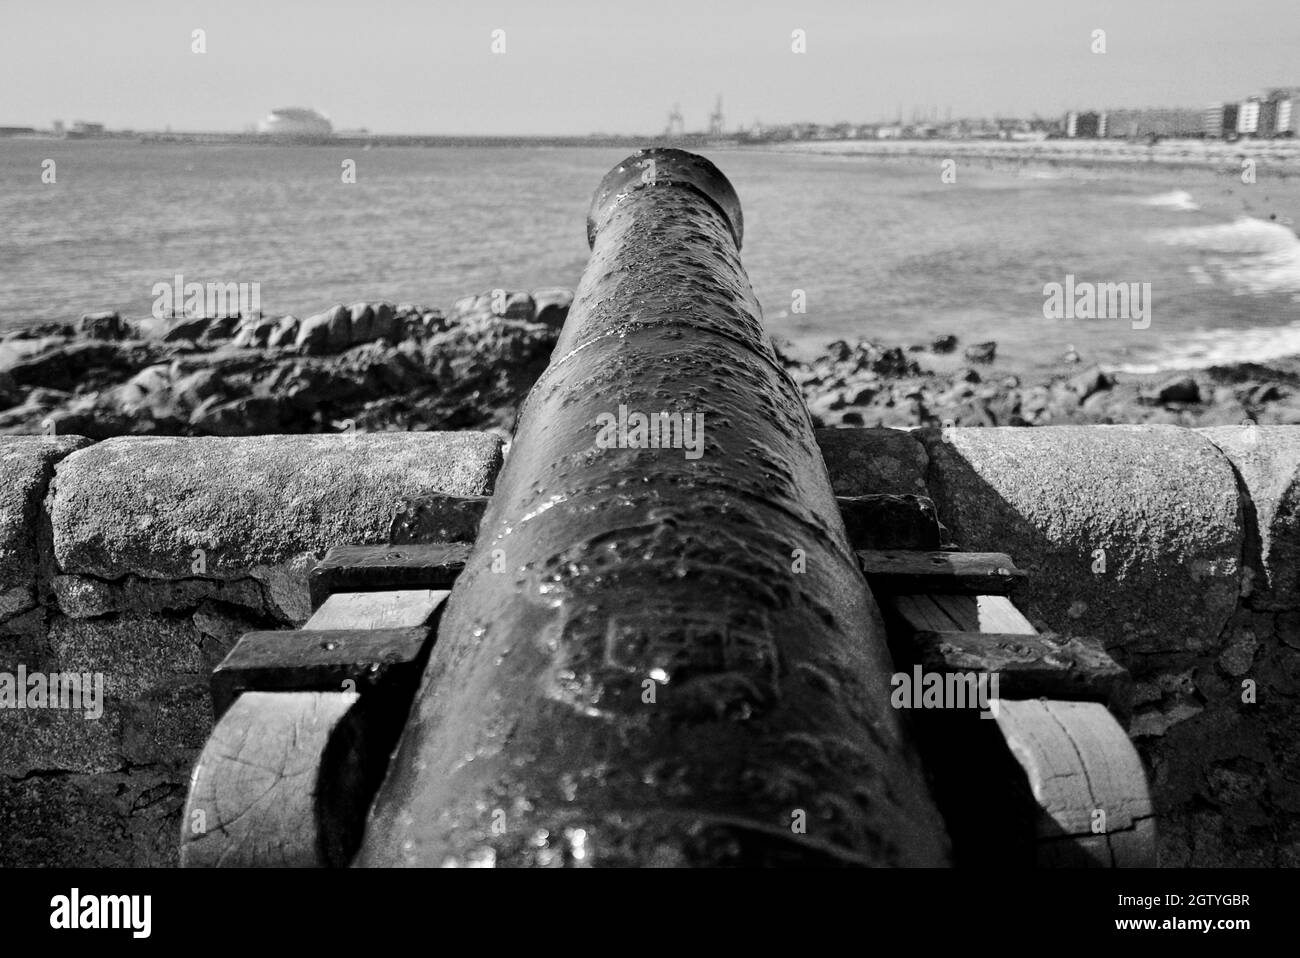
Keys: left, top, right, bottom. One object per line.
{"left": 1238, "top": 97, "right": 1262, "bottom": 135}
{"left": 1065, "top": 111, "right": 1105, "bottom": 138}
{"left": 1103, "top": 107, "right": 1203, "bottom": 139}
{"left": 1259, "top": 99, "right": 1280, "bottom": 137}
{"left": 1203, "top": 103, "right": 1240, "bottom": 137}
{"left": 1265, "top": 87, "right": 1300, "bottom": 136}
{"left": 52, "top": 120, "right": 64, "bottom": 137}
{"left": 257, "top": 107, "right": 332, "bottom": 136}
{"left": 67, "top": 121, "right": 105, "bottom": 137}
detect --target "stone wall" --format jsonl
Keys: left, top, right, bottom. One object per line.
{"left": 823, "top": 424, "right": 1300, "bottom": 867}
{"left": 0, "top": 433, "right": 502, "bottom": 866}
{"left": 2, "top": 424, "right": 1297, "bottom": 867}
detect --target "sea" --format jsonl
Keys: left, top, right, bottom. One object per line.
{"left": 2, "top": 139, "right": 1299, "bottom": 379}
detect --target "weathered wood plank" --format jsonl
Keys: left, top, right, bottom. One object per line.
{"left": 908, "top": 629, "right": 1131, "bottom": 710}
{"left": 929, "top": 594, "right": 1038, "bottom": 634}
{"left": 305, "top": 589, "right": 450, "bottom": 631}
{"left": 308, "top": 543, "right": 469, "bottom": 608}
{"left": 837, "top": 495, "right": 942, "bottom": 550}
{"left": 881, "top": 585, "right": 1148, "bottom": 865}
{"left": 210, "top": 627, "right": 432, "bottom": 718}
{"left": 181, "top": 691, "right": 378, "bottom": 867}
{"left": 889, "top": 594, "right": 959, "bottom": 633}
{"left": 995, "top": 699, "right": 1155, "bottom": 867}
{"left": 857, "top": 549, "right": 1026, "bottom": 595}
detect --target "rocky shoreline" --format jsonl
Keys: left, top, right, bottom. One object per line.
{"left": 781, "top": 335, "right": 1300, "bottom": 430}
{"left": 3, "top": 294, "right": 1299, "bottom": 439}
{"left": 0, "top": 292, "right": 570, "bottom": 440}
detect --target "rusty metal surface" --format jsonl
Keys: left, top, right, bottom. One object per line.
{"left": 356, "top": 148, "right": 950, "bottom": 867}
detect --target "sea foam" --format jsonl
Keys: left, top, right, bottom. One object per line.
{"left": 1136, "top": 189, "right": 1200, "bottom": 211}
{"left": 1155, "top": 216, "right": 1300, "bottom": 297}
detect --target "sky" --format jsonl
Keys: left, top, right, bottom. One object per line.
{"left": 2, "top": 0, "right": 1297, "bottom": 134}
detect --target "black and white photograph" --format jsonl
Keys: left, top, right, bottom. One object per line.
{"left": 0, "top": 0, "right": 1295, "bottom": 938}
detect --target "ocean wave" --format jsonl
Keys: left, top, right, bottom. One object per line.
{"left": 1135, "top": 189, "right": 1199, "bottom": 211}
{"left": 1111, "top": 321, "right": 1300, "bottom": 374}
{"left": 1154, "top": 216, "right": 1300, "bottom": 296}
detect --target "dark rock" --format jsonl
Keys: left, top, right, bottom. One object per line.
{"left": 931, "top": 334, "right": 958, "bottom": 353}
{"left": 266, "top": 315, "right": 299, "bottom": 349}
{"left": 78, "top": 311, "right": 126, "bottom": 340}
{"left": 0, "top": 371, "right": 17, "bottom": 410}
{"left": 371, "top": 303, "right": 398, "bottom": 341}
{"left": 532, "top": 288, "right": 574, "bottom": 328}
{"left": 162, "top": 315, "right": 214, "bottom": 342}
{"left": 1155, "top": 375, "right": 1201, "bottom": 405}
{"left": 418, "top": 311, "right": 447, "bottom": 335}
{"left": 5, "top": 342, "right": 155, "bottom": 391}
{"left": 349, "top": 303, "right": 375, "bottom": 343}
{"left": 450, "top": 290, "right": 535, "bottom": 324}
{"left": 171, "top": 368, "right": 226, "bottom": 409}
{"left": 848, "top": 384, "right": 876, "bottom": 405}
{"left": 198, "top": 315, "right": 241, "bottom": 343}
{"left": 1247, "top": 382, "right": 1282, "bottom": 405}
{"left": 191, "top": 396, "right": 289, "bottom": 435}
{"left": 964, "top": 341, "right": 997, "bottom": 364}
{"left": 6, "top": 322, "right": 75, "bottom": 340}
{"left": 230, "top": 316, "right": 278, "bottom": 349}
{"left": 295, "top": 305, "right": 351, "bottom": 356}
{"left": 1068, "top": 366, "right": 1112, "bottom": 402}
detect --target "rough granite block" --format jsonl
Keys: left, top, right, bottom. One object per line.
{"left": 921, "top": 425, "right": 1242, "bottom": 659}
{"left": 48, "top": 433, "right": 503, "bottom": 621}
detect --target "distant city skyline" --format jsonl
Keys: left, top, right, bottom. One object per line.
{"left": 3, "top": 0, "right": 1298, "bottom": 135}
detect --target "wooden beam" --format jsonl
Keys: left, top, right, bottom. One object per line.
{"left": 210, "top": 626, "right": 433, "bottom": 719}
{"left": 908, "top": 629, "right": 1131, "bottom": 713}
{"left": 891, "top": 593, "right": 1037, "bottom": 634}
{"left": 858, "top": 550, "right": 1026, "bottom": 595}
{"left": 306, "top": 589, "right": 449, "bottom": 631}
{"left": 878, "top": 587, "right": 1151, "bottom": 866}
{"left": 308, "top": 544, "right": 468, "bottom": 609}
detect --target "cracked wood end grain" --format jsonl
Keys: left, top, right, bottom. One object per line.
{"left": 180, "top": 691, "right": 373, "bottom": 868}
{"left": 995, "top": 698, "right": 1155, "bottom": 867}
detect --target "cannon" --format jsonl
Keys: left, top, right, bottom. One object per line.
{"left": 182, "top": 149, "right": 1151, "bottom": 868}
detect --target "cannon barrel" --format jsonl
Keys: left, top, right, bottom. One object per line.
{"left": 356, "top": 148, "right": 950, "bottom": 866}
